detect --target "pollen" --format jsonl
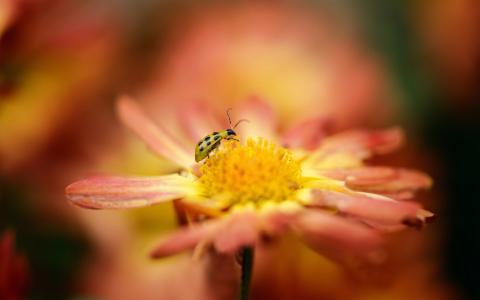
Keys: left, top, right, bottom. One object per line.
{"left": 199, "top": 138, "right": 302, "bottom": 208}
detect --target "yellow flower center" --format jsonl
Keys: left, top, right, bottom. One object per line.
{"left": 199, "top": 138, "right": 302, "bottom": 208}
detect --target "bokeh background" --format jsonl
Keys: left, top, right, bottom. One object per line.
{"left": 1, "top": 0, "right": 479, "bottom": 299}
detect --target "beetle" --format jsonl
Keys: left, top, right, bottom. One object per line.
{"left": 194, "top": 109, "right": 248, "bottom": 162}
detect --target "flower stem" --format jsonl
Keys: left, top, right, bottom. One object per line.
{"left": 239, "top": 247, "right": 254, "bottom": 300}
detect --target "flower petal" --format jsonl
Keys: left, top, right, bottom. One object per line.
{"left": 0, "top": 230, "right": 14, "bottom": 276}
{"left": 306, "top": 166, "right": 432, "bottom": 196}
{"left": 311, "top": 166, "right": 397, "bottom": 184}
{"left": 380, "top": 191, "right": 416, "bottom": 200}
{"left": 402, "top": 209, "right": 436, "bottom": 230}
{"left": 65, "top": 174, "right": 193, "bottom": 209}
{"left": 305, "top": 127, "right": 404, "bottom": 168}
{"left": 150, "top": 221, "right": 221, "bottom": 259}
{"left": 213, "top": 212, "right": 258, "bottom": 254}
{"left": 293, "top": 210, "right": 383, "bottom": 260}
{"left": 260, "top": 209, "right": 299, "bottom": 237}
{"left": 346, "top": 169, "right": 433, "bottom": 193}
{"left": 117, "top": 96, "right": 193, "bottom": 168}
{"left": 0, "top": 230, "right": 29, "bottom": 299}
{"left": 281, "top": 117, "right": 331, "bottom": 150}
{"left": 177, "top": 99, "right": 224, "bottom": 142}
{"left": 235, "top": 96, "right": 278, "bottom": 140}
{"left": 309, "top": 190, "right": 426, "bottom": 226}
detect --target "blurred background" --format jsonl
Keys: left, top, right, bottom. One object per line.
{"left": 0, "top": 0, "right": 479, "bottom": 299}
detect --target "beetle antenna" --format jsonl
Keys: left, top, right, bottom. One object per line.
{"left": 233, "top": 119, "right": 250, "bottom": 129}
{"left": 226, "top": 108, "right": 233, "bottom": 128}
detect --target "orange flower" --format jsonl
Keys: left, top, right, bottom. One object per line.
{"left": 0, "top": 0, "right": 16, "bottom": 38}
{"left": 0, "top": 0, "right": 120, "bottom": 173}
{"left": 144, "top": 2, "right": 392, "bottom": 128}
{"left": 66, "top": 96, "right": 433, "bottom": 266}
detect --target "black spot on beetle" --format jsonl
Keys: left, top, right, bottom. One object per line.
{"left": 205, "top": 136, "right": 211, "bottom": 141}
{"left": 206, "top": 141, "right": 211, "bottom": 146}
{"left": 199, "top": 146, "right": 204, "bottom": 152}
{"left": 227, "top": 129, "right": 236, "bottom": 135}
{"left": 212, "top": 131, "right": 219, "bottom": 135}
{"left": 197, "top": 141, "right": 202, "bottom": 146}
{"left": 214, "top": 135, "right": 221, "bottom": 141}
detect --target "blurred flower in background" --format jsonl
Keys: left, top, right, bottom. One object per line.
{"left": 0, "top": 1, "right": 127, "bottom": 299}
{"left": 0, "top": 230, "right": 30, "bottom": 300}
{"left": 0, "top": 0, "right": 122, "bottom": 174}
{"left": 414, "top": 0, "right": 479, "bottom": 109}
{"left": 0, "top": 0, "right": 16, "bottom": 38}
{"left": 140, "top": 2, "right": 394, "bottom": 130}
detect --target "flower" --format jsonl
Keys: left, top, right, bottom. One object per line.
{"left": 0, "top": 0, "right": 16, "bottom": 38}
{"left": 0, "top": 230, "right": 30, "bottom": 300}
{"left": 66, "top": 96, "right": 434, "bottom": 265}
{"left": 0, "top": 0, "right": 120, "bottom": 174}
{"left": 143, "top": 2, "right": 393, "bottom": 129}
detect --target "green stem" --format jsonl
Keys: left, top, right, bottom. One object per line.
{"left": 239, "top": 247, "right": 254, "bottom": 300}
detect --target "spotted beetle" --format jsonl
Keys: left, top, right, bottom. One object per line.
{"left": 194, "top": 109, "right": 248, "bottom": 162}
